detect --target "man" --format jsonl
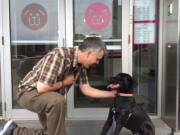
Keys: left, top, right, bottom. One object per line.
{"left": 0, "top": 37, "right": 117, "bottom": 135}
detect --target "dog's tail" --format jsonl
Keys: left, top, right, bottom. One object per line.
{"left": 139, "top": 121, "right": 155, "bottom": 135}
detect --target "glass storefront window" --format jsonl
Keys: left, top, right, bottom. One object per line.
{"left": 73, "top": 0, "right": 122, "bottom": 108}
{"left": 133, "top": 0, "right": 159, "bottom": 114}
{"left": 7, "top": 0, "right": 158, "bottom": 116}
{"left": 133, "top": 45, "right": 158, "bottom": 114}
{"left": 10, "top": 0, "right": 59, "bottom": 108}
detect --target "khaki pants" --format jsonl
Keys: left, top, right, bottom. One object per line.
{"left": 13, "top": 90, "right": 66, "bottom": 135}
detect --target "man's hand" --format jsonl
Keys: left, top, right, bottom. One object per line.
{"left": 63, "top": 74, "right": 75, "bottom": 86}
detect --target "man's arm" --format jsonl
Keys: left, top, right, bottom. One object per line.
{"left": 37, "top": 81, "right": 63, "bottom": 93}
{"left": 79, "top": 84, "right": 117, "bottom": 98}
{"left": 37, "top": 74, "right": 75, "bottom": 93}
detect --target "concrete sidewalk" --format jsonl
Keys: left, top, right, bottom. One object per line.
{"left": 0, "top": 118, "right": 171, "bottom": 135}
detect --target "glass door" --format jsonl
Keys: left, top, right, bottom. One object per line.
{"left": 67, "top": 0, "right": 132, "bottom": 119}
{"left": 3, "top": 0, "right": 66, "bottom": 119}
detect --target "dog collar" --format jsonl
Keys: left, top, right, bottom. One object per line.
{"left": 118, "top": 93, "right": 133, "bottom": 97}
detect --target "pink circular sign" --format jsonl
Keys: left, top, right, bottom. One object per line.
{"left": 85, "top": 3, "right": 111, "bottom": 30}
{"left": 21, "top": 3, "right": 48, "bottom": 30}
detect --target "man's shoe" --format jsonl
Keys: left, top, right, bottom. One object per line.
{"left": 0, "top": 120, "right": 17, "bottom": 135}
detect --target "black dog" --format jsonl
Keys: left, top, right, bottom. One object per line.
{"left": 100, "top": 73, "right": 155, "bottom": 135}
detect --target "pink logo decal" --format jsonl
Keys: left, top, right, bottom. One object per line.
{"left": 21, "top": 3, "right": 48, "bottom": 30}
{"left": 85, "top": 3, "right": 111, "bottom": 30}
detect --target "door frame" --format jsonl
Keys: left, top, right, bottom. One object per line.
{"left": 0, "top": 0, "right": 5, "bottom": 119}
{"left": 2, "top": 0, "right": 12, "bottom": 119}
{"left": 66, "top": 0, "right": 134, "bottom": 119}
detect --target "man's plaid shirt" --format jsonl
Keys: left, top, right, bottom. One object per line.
{"left": 18, "top": 47, "right": 89, "bottom": 92}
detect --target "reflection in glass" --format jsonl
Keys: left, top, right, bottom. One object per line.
{"left": 133, "top": 45, "right": 157, "bottom": 114}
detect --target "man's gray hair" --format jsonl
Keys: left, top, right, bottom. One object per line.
{"left": 79, "top": 37, "right": 106, "bottom": 54}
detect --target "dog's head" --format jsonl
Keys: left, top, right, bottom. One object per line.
{"left": 108, "top": 73, "right": 137, "bottom": 94}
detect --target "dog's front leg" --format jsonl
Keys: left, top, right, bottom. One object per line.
{"left": 113, "top": 110, "right": 130, "bottom": 135}
{"left": 112, "top": 115, "right": 123, "bottom": 135}
{"left": 100, "top": 107, "right": 114, "bottom": 135}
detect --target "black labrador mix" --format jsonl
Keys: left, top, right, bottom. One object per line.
{"left": 100, "top": 73, "right": 155, "bottom": 135}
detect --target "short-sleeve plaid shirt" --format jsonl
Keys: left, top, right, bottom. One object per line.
{"left": 18, "top": 47, "right": 89, "bottom": 92}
